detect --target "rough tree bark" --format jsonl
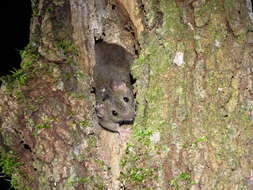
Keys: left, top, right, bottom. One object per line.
{"left": 0, "top": 0, "right": 253, "bottom": 190}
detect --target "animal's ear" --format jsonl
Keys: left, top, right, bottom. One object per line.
{"left": 95, "top": 103, "right": 105, "bottom": 118}
{"left": 111, "top": 81, "right": 127, "bottom": 92}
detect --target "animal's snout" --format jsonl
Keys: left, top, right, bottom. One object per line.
{"left": 118, "top": 119, "right": 134, "bottom": 125}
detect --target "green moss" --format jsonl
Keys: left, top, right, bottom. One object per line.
{"left": 124, "top": 0, "right": 252, "bottom": 189}
{"left": 161, "top": 0, "right": 184, "bottom": 38}
{"left": 33, "top": 116, "right": 53, "bottom": 136}
{"left": 0, "top": 132, "right": 14, "bottom": 147}
{"left": 170, "top": 172, "right": 197, "bottom": 190}
{"left": 120, "top": 140, "right": 159, "bottom": 186}
{"left": 11, "top": 69, "right": 28, "bottom": 85}
{"left": 0, "top": 150, "right": 31, "bottom": 190}
{"left": 183, "top": 135, "right": 208, "bottom": 149}
{"left": 31, "top": 0, "right": 40, "bottom": 17}
{"left": 120, "top": 144, "right": 140, "bottom": 167}
{"left": 0, "top": 151, "right": 20, "bottom": 175}
{"left": 120, "top": 167, "right": 156, "bottom": 183}
{"left": 87, "top": 135, "right": 97, "bottom": 149}
{"left": 15, "top": 89, "right": 26, "bottom": 103}
{"left": 56, "top": 40, "right": 77, "bottom": 58}
{"left": 0, "top": 69, "right": 28, "bottom": 92}
{"left": 0, "top": 43, "right": 41, "bottom": 94}
{"left": 20, "top": 43, "right": 40, "bottom": 62}
{"left": 75, "top": 119, "right": 89, "bottom": 128}
{"left": 224, "top": 0, "right": 233, "bottom": 11}
{"left": 125, "top": 10, "right": 179, "bottom": 186}
{"left": 207, "top": 18, "right": 228, "bottom": 46}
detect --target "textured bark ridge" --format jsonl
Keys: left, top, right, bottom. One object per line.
{"left": 123, "top": 0, "right": 253, "bottom": 189}
{"left": 0, "top": 0, "right": 253, "bottom": 190}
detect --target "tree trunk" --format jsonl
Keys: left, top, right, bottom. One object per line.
{"left": 0, "top": 0, "right": 253, "bottom": 189}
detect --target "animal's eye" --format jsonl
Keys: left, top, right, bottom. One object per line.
{"left": 112, "top": 110, "right": 118, "bottom": 116}
{"left": 123, "top": 97, "right": 129, "bottom": 102}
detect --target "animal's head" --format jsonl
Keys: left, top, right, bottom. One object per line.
{"left": 96, "top": 81, "right": 135, "bottom": 123}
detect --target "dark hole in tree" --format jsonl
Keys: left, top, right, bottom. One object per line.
{"left": 129, "top": 73, "right": 136, "bottom": 85}
{"left": 139, "top": 4, "right": 145, "bottom": 13}
{"left": 112, "top": 4, "right": 116, "bottom": 10}
{"left": 90, "top": 87, "right": 96, "bottom": 94}
{"left": 23, "top": 144, "right": 32, "bottom": 152}
{"left": 133, "top": 92, "right": 137, "bottom": 99}
{"left": 131, "top": 31, "right": 136, "bottom": 38}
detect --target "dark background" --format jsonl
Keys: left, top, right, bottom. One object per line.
{"left": 0, "top": 1, "right": 31, "bottom": 189}
{"left": 1, "top": 0, "right": 31, "bottom": 76}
